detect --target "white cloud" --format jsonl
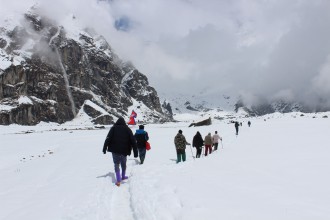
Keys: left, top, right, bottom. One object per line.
{"left": 1, "top": 0, "right": 330, "bottom": 109}
{"left": 313, "top": 56, "right": 330, "bottom": 94}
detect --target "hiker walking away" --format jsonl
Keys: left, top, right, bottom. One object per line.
{"left": 174, "top": 130, "right": 191, "bottom": 163}
{"left": 235, "top": 121, "right": 239, "bottom": 135}
{"left": 103, "top": 117, "right": 138, "bottom": 187}
{"left": 212, "top": 131, "right": 222, "bottom": 151}
{"left": 135, "top": 125, "right": 149, "bottom": 164}
{"left": 204, "top": 133, "right": 213, "bottom": 156}
{"left": 248, "top": 121, "right": 251, "bottom": 127}
{"left": 192, "top": 131, "right": 204, "bottom": 158}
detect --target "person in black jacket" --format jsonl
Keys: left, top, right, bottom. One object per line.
{"left": 235, "top": 121, "right": 239, "bottom": 135}
{"left": 192, "top": 131, "right": 204, "bottom": 158}
{"left": 134, "top": 125, "right": 149, "bottom": 164}
{"left": 103, "top": 117, "right": 138, "bottom": 187}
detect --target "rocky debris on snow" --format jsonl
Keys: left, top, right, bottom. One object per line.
{"left": 214, "top": 116, "right": 224, "bottom": 120}
{"left": 20, "top": 149, "right": 54, "bottom": 163}
{"left": 94, "top": 125, "right": 105, "bottom": 129}
{"left": 188, "top": 117, "right": 211, "bottom": 127}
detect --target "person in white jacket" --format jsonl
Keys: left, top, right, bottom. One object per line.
{"left": 212, "top": 131, "right": 222, "bottom": 151}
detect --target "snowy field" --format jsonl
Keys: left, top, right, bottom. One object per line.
{"left": 1, "top": 112, "right": 330, "bottom": 220}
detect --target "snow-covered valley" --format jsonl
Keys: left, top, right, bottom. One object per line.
{"left": 1, "top": 112, "right": 330, "bottom": 220}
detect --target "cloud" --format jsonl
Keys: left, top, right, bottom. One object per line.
{"left": 1, "top": 0, "right": 330, "bottom": 110}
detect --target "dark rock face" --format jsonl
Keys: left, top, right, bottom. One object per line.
{"left": 0, "top": 38, "right": 6, "bottom": 48}
{"left": 162, "top": 100, "right": 173, "bottom": 118}
{"left": 0, "top": 12, "right": 171, "bottom": 125}
{"left": 189, "top": 117, "right": 211, "bottom": 127}
{"left": 235, "top": 97, "right": 307, "bottom": 116}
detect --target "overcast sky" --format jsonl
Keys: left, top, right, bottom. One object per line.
{"left": 1, "top": 0, "right": 330, "bottom": 109}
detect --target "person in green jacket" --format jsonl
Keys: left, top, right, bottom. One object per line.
{"left": 174, "top": 130, "right": 190, "bottom": 163}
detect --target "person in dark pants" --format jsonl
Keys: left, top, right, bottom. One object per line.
{"left": 235, "top": 121, "right": 239, "bottom": 135}
{"left": 135, "top": 125, "right": 149, "bottom": 164}
{"left": 212, "top": 131, "right": 222, "bottom": 151}
{"left": 192, "top": 131, "right": 204, "bottom": 158}
{"left": 248, "top": 121, "right": 251, "bottom": 127}
{"left": 174, "top": 130, "right": 190, "bottom": 163}
{"left": 103, "top": 117, "right": 138, "bottom": 187}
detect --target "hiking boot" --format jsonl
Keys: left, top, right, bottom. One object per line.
{"left": 115, "top": 170, "right": 121, "bottom": 186}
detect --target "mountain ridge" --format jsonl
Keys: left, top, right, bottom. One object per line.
{"left": 0, "top": 10, "right": 171, "bottom": 125}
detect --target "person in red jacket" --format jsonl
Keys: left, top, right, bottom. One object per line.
{"left": 103, "top": 117, "right": 138, "bottom": 186}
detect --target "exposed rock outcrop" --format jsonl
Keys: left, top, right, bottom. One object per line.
{"left": 189, "top": 117, "right": 212, "bottom": 127}
{"left": 0, "top": 11, "right": 172, "bottom": 125}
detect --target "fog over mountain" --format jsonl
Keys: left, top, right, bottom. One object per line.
{"left": 1, "top": 0, "right": 330, "bottom": 111}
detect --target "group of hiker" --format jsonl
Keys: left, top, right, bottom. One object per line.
{"left": 102, "top": 117, "right": 252, "bottom": 186}
{"left": 174, "top": 130, "right": 222, "bottom": 163}
{"left": 234, "top": 120, "right": 251, "bottom": 135}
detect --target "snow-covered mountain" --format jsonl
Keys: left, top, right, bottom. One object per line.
{"left": 234, "top": 97, "right": 309, "bottom": 117}
{"left": 0, "top": 10, "right": 172, "bottom": 125}
{"left": 160, "top": 91, "right": 238, "bottom": 114}
{"left": 161, "top": 91, "right": 306, "bottom": 119}
{"left": 1, "top": 8, "right": 328, "bottom": 126}
{"left": 161, "top": 88, "right": 325, "bottom": 119}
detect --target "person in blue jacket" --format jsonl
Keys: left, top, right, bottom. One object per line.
{"left": 135, "top": 125, "right": 149, "bottom": 164}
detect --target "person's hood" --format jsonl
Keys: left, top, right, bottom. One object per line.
{"left": 135, "top": 129, "right": 145, "bottom": 134}
{"left": 115, "top": 117, "right": 126, "bottom": 125}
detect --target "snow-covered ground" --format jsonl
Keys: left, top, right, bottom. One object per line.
{"left": 1, "top": 112, "right": 330, "bottom": 220}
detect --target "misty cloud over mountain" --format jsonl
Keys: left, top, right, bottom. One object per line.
{"left": 1, "top": 0, "right": 330, "bottom": 111}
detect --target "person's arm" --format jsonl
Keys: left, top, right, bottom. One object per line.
{"left": 145, "top": 132, "right": 149, "bottom": 141}
{"left": 129, "top": 129, "right": 138, "bottom": 157}
{"left": 184, "top": 136, "right": 191, "bottom": 145}
{"left": 103, "top": 127, "right": 114, "bottom": 154}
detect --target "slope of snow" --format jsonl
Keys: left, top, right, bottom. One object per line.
{"left": 0, "top": 112, "right": 330, "bottom": 220}
{"left": 161, "top": 91, "right": 238, "bottom": 113}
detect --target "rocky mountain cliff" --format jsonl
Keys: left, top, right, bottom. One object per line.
{"left": 0, "top": 11, "right": 172, "bottom": 125}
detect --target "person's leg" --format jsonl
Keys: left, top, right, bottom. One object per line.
{"left": 205, "top": 145, "right": 208, "bottom": 156}
{"left": 112, "top": 153, "right": 121, "bottom": 186}
{"left": 214, "top": 143, "right": 218, "bottom": 151}
{"left": 182, "top": 152, "right": 186, "bottom": 162}
{"left": 139, "top": 148, "right": 146, "bottom": 164}
{"left": 176, "top": 149, "right": 181, "bottom": 163}
{"left": 197, "top": 148, "right": 202, "bottom": 158}
{"left": 138, "top": 148, "right": 143, "bottom": 162}
{"left": 120, "top": 155, "right": 128, "bottom": 180}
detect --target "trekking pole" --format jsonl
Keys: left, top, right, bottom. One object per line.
{"left": 189, "top": 144, "right": 195, "bottom": 160}
{"left": 221, "top": 140, "right": 224, "bottom": 149}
